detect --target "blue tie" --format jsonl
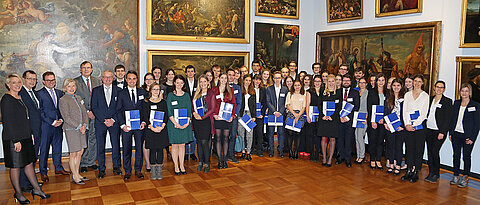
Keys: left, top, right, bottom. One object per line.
{"left": 49, "top": 89, "right": 57, "bottom": 108}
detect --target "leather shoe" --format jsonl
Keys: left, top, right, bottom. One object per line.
{"left": 190, "top": 154, "right": 197, "bottom": 161}
{"left": 113, "top": 167, "right": 123, "bottom": 175}
{"left": 269, "top": 152, "right": 274, "bottom": 157}
{"left": 88, "top": 165, "right": 98, "bottom": 170}
{"left": 80, "top": 167, "right": 88, "bottom": 173}
{"left": 55, "top": 170, "right": 71, "bottom": 175}
{"left": 346, "top": 161, "right": 352, "bottom": 168}
{"left": 135, "top": 172, "right": 144, "bottom": 179}
{"left": 98, "top": 171, "right": 105, "bottom": 179}
{"left": 123, "top": 172, "right": 131, "bottom": 180}
{"left": 335, "top": 159, "right": 344, "bottom": 165}
{"left": 279, "top": 153, "right": 284, "bottom": 158}
{"left": 41, "top": 175, "right": 49, "bottom": 182}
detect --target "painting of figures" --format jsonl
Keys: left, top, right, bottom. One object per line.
{"left": 254, "top": 22, "right": 299, "bottom": 71}
{"left": 255, "top": 0, "right": 299, "bottom": 19}
{"left": 147, "top": 0, "right": 250, "bottom": 43}
{"left": 0, "top": 0, "right": 138, "bottom": 97}
{"left": 376, "top": 0, "right": 422, "bottom": 17}
{"left": 327, "top": 0, "right": 363, "bottom": 23}
{"left": 316, "top": 21, "right": 441, "bottom": 93}
{"left": 460, "top": 0, "right": 480, "bottom": 47}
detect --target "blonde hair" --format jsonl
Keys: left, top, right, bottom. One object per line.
{"left": 5, "top": 73, "right": 23, "bottom": 90}
{"left": 323, "top": 74, "right": 337, "bottom": 97}
{"left": 62, "top": 78, "right": 76, "bottom": 92}
{"left": 460, "top": 83, "right": 472, "bottom": 99}
{"left": 193, "top": 75, "right": 208, "bottom": 101}
{"left": 148, "top": 83, "right": 163, "bottom": 100}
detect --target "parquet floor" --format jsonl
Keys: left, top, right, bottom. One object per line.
{"left": 0, "top": 152, "right": 479, "bottom": 205}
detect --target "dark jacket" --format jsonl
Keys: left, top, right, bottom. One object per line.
{"left": 427, "top": 95, "right": 453, "bottom": 135}
{"left": 339, "top": 87, "right": 360, "bottom": 125}
{"left": 449, "top": 100, "right": 480, "bottom": 141}
{"left": 116, "top": 87, "right": 147, "bottom": 126}
{"left": 239, "top": 93, "right": 256, "bottom": 118}
{"left": 37, "top": 87, "right": 64, "bottom": 126}
{"left": 266, "top": 85, "right": 289, "bottom": 115}
{"left": 91, "top": 85, "right": 122, "bottom": 127}
{"left": 367, "top": 90, "right": 388, "bottom": 127}
{"left": 19, "top": 87, "right": 42, "bottom": 137}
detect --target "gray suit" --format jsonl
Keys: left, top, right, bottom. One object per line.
{"left": 74, "top": 75, "right": 101, "bottom": 168}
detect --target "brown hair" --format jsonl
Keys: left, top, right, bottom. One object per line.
{"left": 386, "top": 78, "right": 405, "bottom": 110}
{"left": 218, "top": 73, "right": 232, "bottom": 101}
{"left": 241, "top": 75, "right": 255, "bottom": 95}
{"left": 290, "top": 79, "right": 305, "bottom": 95}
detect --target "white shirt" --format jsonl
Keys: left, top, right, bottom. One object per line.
{"left": 46, "top": 87, "right": 58, "bottom": 104}
{"left": 342, "top": 88, "right": 349, "bottom": 101}
{"left": 403, "top": 91, "right": 429, "bottom": 127}
{"left": 82, "top": 75, "right": 92, "bottom": 92}
{"left": 245, "top": 94, "right": 251, "bottom": 111}
{"left": 104, "top": 85, "right": 112, "bottom": 106}
{"left": 116, "top": 79, "right": 125, "bottom": 88}
{"left": 254, "top": 88, "right": 260, "bottom": 103}
{"left": 128, "top": 87, "right": 137, "bottom": 104}
{"left": 188, "top": 78, "right": 195, "bottom": 95}
{"left": 426, "top": 98, "right": 440, "bottom": 130}
{"left": 275, "top": 85, "right": 281, "bottom": 111}
{"left": 23, "top": 85, "right": 39, "bottom": 108}
{"left": 455, "top": 106, "right": 466, "bottom": 133}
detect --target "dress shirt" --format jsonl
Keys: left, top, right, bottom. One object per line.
{"left": 286, "top": 92, "right": 306, "bottom": 111}
{"left": 116, "top": 79, "right": 125, "bottom": 88}
{"left": 403, "top": 90, "right": 430, "bottom": 127}
{"left": 128, "top": 87, "right": 137, "bottom": 104}
{"left": 46, "top": 87, "right": 60, "bottom": 125}
{"left": 454, "top": 106, "right": 466, "bottom": 133}
{"left": 254, "top": 88, "right": 260, "bottom": 103}
{"left": 82, "top": 75, "right": 92, "bottom": 93}
{"left": 23, "top": 85, "right": 39, "bottom": 108}
{"left": 426, "top": 98, "right": 440, "bottom": 130}
{"left": 188, "top": 78, "right": 195, "bottom": 94}
{"left": 104, "top": 85, "right": 112, "bottom": 106}
{"left": 274, "top": 85, "right": 281, "bottom": 111}
{"left": 245, "top": 94, "right": 251, "bottom": 111}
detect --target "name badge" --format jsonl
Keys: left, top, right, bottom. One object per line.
{"left": 299, "top": 98, "right": 304, "bottom": 101}
{"left": 347, "top": 98, "right": 353, "bottom": 102}
{"left": 81, "top": 100, "right": 85, "bottom": 105}
{"left": 172, "top": 101, "right": 178, "bottom": 106}
{"left": 114, "top": 96, "right": 117, "bottom": 101}
{"left": 280, "top": 93, "right": 285, "bottom": 98}
{"left": 193, "top": 88, "right": 196, "bottom": 91}
{"left": 468, "top": 107, "right": 476, "bottom": 112}
{"left": 335, "top": 99, "right": 340, "bottom": 104}
{"left": 151, "top": 105, "right": 157, "bottom": 110}
{"left": 202, "top": 92, "right": 207, "bottom": 96}
{"left": 234, "top": 90, "right": 238, "bottom": 94}
{"left": 436, "top": 104, "right": 442, "bottom": 108}
{"left": 216, "top": 95, "right": 222, "bottom": 99}
{"left": 139, "top": 95, "right": 144, "bottom": 100}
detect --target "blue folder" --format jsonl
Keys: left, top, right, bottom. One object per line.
{"left": 239, "top": 114, "right": 257, "bottom": 132}
{"left": 126, "top": 110, "right": 141, "bottom": 130}
{"left": 385, "top": 113, "right": 402, "bottom": 133}
{"left": 323, "top": 101, "right": 335, "bottom": 117}
{"left": 371, "top": 105, "right": 384, "bottom": 123}
{"left": 340, "top": 102, "right": 354, "bottom": 118}
{"left": 219, "top": 102, "right": 234, "bottom": 121}
{"left": 409, "top": 110, "right": 423, "bottom": 130}
{"left": 353, "top": 112, "right": 367, "bottom": 128}
{"left": 174, "top": 109, "right": 188, "bottom": 126}
{"left": 285, "top": 118, "right": 303, "bottom": 132}
{"left": 267, "top": 115, "right": 283, "bottom": 126}
{"left": 194, "top": 98, "right": 205, "bottom": 117}
{"left": 256, "top": 103, "right": 261, "bottom": 118}
{"left": 150, "top": 111, "right": 165, "bottom": 128}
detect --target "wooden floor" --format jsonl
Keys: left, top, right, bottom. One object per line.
{"left": 0, "top": 152, "right": 479, "bottom": 205}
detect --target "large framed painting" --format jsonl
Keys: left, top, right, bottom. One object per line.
{"left": 316, "top": 21, "right": 441, "bottom": 94}
{"left": 460, "top": 0, "right": 480, "bottom": 47}
{"left": 147, "top": 0, "right": 250, "bottom": 44}
{"left": 255, "top": 0, "right": 299, "bottom": 19}
{"left": 456, "top": 57, "right": 480, "bottom": 100}
{"left": 254, "top": 22, "right": 299, "bottom": 71}
{"left": 375, "top": 0, "right": 422, "bottom": 17}
{"left": 327, "top": 0, "right": 363, "bottom": 23}
{"left": 0, "top": 0, "right": 138, "bottom": 97}
{"left": 147, "top": 50, "right": 250, "bottom": 79}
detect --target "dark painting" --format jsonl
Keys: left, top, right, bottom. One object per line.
{"left": 461, "top": 0, "right": 480, "bottom": 47}
{"left": 255, "top": 0, "right": 299, "bottom": 19}
{"left": 327, "top": 0, "right": 363, "bottom": 23}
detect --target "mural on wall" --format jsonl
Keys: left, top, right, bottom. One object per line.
{"left": 460, "top": 0, "right": 480, "bottom": 47}
{"left": 456, "top": 57, "right": 480, "bottom": 101}
{"left": 254, "top": 22, "right": 299, "bottom": 71}
{"left": 255, "top": 0, "right": 299, "bottom": 19}
{"left": 376, "top": 0, "right": 422, "bottom": 17}
{"left": 147, "top": 0, "right": 250, "bottom": 43}
{"left": 316, "top": 21, "right": 441, "bottom": 94}
{"left": 0, "top": 0, "right": 138, "bottom": 95}
{"left": 327, "top": 0, "right": 363, "bottom": 23}
{"left": 147, "top": 50, "right": 249, "bottom": 79}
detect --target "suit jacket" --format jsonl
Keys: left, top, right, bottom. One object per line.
{"left": 449, "top": 100, "right": 480, "bottom": 141}
{"left": 212, "top": 86, "right": 237, "bottom": 117}
{"left": 230, "top": 83, "right": 242, "bottom": 116}
{"left": 255, "top": 87, "right": 267, "bottom": 116}
{"left": 113, "top": 79, "right": 127, "bottom": 90}
{"left": 239, "top": 93, "right": 256, "bottom": 118}
{"left": 339, "top": 87, "right": 360, "bottom": 125}
{"left": 74, "top": 75, "right": 100, "bottom": 111}
{"left": 58, "top": 94, "right": 88, "bottom": 130}
{"left": 367, "top": 90, "right": 388, "bottom": 127}
{"left": 427, "top": 95, "right": 453, "bottom": 135}
{"left": 37, "top": 87, "right": 64, "bottom": 126}
{"left": 266, "top": 85, "right": 289, "bottom": 115}
{"left": 91, "top": 84, "right": 121, "bottom": 126}
{"left": 116, "top": 87, "right": 147, "bottom": 126}
{"left": 185, "top": 78, "right": 197, "bottom": 97}
{"left": 19, "top": 86, "right": 42, "bottom": 135}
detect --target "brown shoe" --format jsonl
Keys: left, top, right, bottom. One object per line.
{"left": 135, "top": 172, "right": 144, "bottom": 179}
{"left": 55, "top": 170, "right": 71, "bottom": 175}
{"left": 41, "top": 174, "right": 49, "bottom": 182}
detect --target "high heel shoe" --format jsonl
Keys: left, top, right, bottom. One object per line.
{"left": 240, "top": 153, "right": 246, "bottom": 160}
{"left": 14, "top": 194, "right": 30, "bottom": 204}
{"left": 370, "top": 162, "right": 376, "bottom": 169}
{"left": 72, "top": 176, "right": 85, "bottom": 185}
{"left": 31, "top": 191, "right": 50, "bottom": 200}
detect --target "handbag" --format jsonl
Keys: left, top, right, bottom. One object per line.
{"left": 235, "top": 135, "right": 244, "bottom": 152}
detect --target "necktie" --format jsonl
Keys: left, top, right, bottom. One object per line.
{"left": 49, "top": 89, "right": 57, "bottom": 108}
{"left": 131, "top": 89, "right": 136, "bottom": 106}
{"left": 106, "top": 87, "right": 111, "bottom": 106}
{"left": 86, "top": 78, "right": 91, "bottom": 94}
{"left": 29, "top": 90, "right": 39, "bottom": 108}
{"left": 344, "top": 88, "right": 348, "bottom": 101}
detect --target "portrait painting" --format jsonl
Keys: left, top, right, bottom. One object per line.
{"left": 147, "top": 0, "right": 250, "bottom": 44}
{"left": 327, "top": 0, "right": 363, "bottom": 23}
{"left": 0, "top": 0, "right": 138, "bottom": 97}
{"left": 375, "top": 0, "right": 422, "bottom": 17}
{"left": 255, "top": 0, "right": 299, "bottom": 19}
{"left": 456, "top": 57, "right": 480, "bottom": 100}
{"left": 147, "top": 50, "right": 249, "bottom": 79}
{"left": 254, "top": 22, "right": 299, "bottom": 71}
{"left": 316, "top": 21, "right": 441, "bottom": 94}
{"left": 460, "top": 0, "right": 480, "bottom": 47}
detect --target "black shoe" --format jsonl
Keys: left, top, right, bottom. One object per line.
{"left": 184, "top": 155, "right": 189, "bottom": 161}
{"left": 181, "top": 170, "right": 187, "bottom": 175}
{"left": 31, "top": 191, "right": 50, "bottom": 200}
{"left": 294, "top": 151, "right": 299, "bottom": 159}
{"left": 322, "top": 163, "right": 327, "bottom": 166}
{"left": 429, "top": 175, "right": 439, "bottom": 183}
{"left": 326, "top": 163, "right": 332, "bottom": 167}
{"left": 123, "top": 172, "right": 131, "bottom": 180}
{"left": 14, "top": 193, "right": 30, "bottom": 204}
{"left": 113, "top": 167, "right": 123, "bottom": 175}
{"left": 409, "top": 171, "right": 419, "bottom": 183}
{"left": 97, "top": 171, "right": 105, "bottom": 179}
{"left": 258, "top": 152, "right": 264, "bottom": 157}
{"left": 80, "top": 167, "right": 88, "bottom": 173}
{"left": 280, "top": 153, "right": 285, "bottom": 158}
{"left": 190, "top": 154, "right": 197, "bottom": 161}
{"left": 88, "top": 165, "right": 98, "bottom": 170}
{"left": 289, "top": 150, "right": 294, "bottom": 159}
{"left": 401, "top": 170, "right": 413, "bottom": 181}
{"left": 240, "top": 153, "right": 246, "bottom": 160}
{"left": 146, "top": 168, "right": 151, "bottom": 173}
{"left": 424, "top": 173, "right": 433, "bottom": 182}
{"left": 269, "top": 152, "right": 274, "bottom": 157}
{"left": 228, "top": 157, "right": 239, "bottom": 163}
{"left": 222, "top": 161, "right": 228, "bottom": 169}
{"left": 246, "top": 154, "right": 252, "bottom": 161}
{"left": 346, "top": 161, "right": 352, "bottom": 168}
{"left": 335, "top": 159, "right": 344, "bottom": 165}
{"left": 204, "top": 164, "right": 210, "bottom": 173}
{"left": 175, "top": 171, "right": 181, "bottom": 175}
{"left": 197, "top": 162, "right": 203, "bottom": 172}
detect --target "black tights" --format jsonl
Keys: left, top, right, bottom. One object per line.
{"left": 215, "top": 129, "right": 230, "bottom": 159}
{"left": 11, "top": 162, "right": 44, "bottom": 200}
{"left": 197, "top": 139, "right": 212, "bottom": 164}
{"left": 149, "top": 148, "right": 164, "bottom": 165}
{"left": 287, "top": 130, "right": 300, "bottom": 152}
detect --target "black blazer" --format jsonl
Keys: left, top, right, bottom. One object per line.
{"left": 113, "top": 79, "right": 127, "bottom": 90}
{"left": 427, "top": 95, "right": 453, "bottom": 135}
{"left": 239, "top": 93, "right": 256, "bottom": 118}
{"left": 339, "top": 87, "right": 360, "bottom": 125}
{"left": 367, "top": 90, "right": 388, "bottom": 126}
{"left": 91, "top": 85, "right": 122, "bottom": 126}
{"left": 19, "top": 87, "right": 42, "bottom": 136}
{"left": 449, "top": 100, "right": 480, "bottom": 141}
{"left": 266, "top": 85, "right": 289, "bottom": 115}
{"left": 185, "top": 78, "right": 197, "bottom": 97}
{"left": 256, "top": 87, "right": 267, "bottom": 116}
{"left": 116, "top": 87, "right": 147, "bottom": 126}
{"left": 384, "top": 99, "right": 405, "bottom": 129}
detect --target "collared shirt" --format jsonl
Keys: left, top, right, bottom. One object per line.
{"left": 23, "top": 85, "right": 39, "bottom": 108}
{"left": 244, "top": 94, "right": 251, "bottom": 111}
{"left": 343, "top": 87, "right": 350, "bottom": 101}
{"left": 46, "top": 87, "right": 58, "bottom": 104}
{"left": 426, "top": 98, "right": 440, "bottom": 130}
{"left": 188, "top": 78, "right": 195, "bottom": 95}
{"left": 455, "top": 106, "right": 466, "bottom": 133}
{"left": 254, "top": 88, "right": 260, "bottom": 103}
{"left": 274, "top": 85, "right": 281, "bottom": 111}
{"left": 116, "top": 79, "right": 125, "bottom": 88}
{"left": 128, "top": 87, "right": 137, "bottom": 104}
{"left": 104, "top": 85, "right": 112, "bottom": 106}
{"left": 82, "top": 75, "right": 92, "bottom": 92}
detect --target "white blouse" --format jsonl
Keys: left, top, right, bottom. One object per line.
{"left": 454, "top": 106, "right": 466, "bottom": 133}
{"left": 403, "top": 90, "right": 429, "bottom": 127}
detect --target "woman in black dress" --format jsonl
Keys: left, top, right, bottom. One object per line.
{"left": 1, "top": 74, "right": 50, "bottom": 204}
{"left": 141, "top": 72, "right": 155, "bottom": 172}
{"left": 305, "top": 75, "right": 322, "bottom": 161}
{"left": 319, "top": 74, "right": 341, "bottom": 167}
{"left": 192, "top": 75, "right": 216, "bottom": 173}
{"left": 367, "top": 73, "right": 388, "bottom": 170}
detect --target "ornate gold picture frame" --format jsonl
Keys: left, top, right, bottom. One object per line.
{"left": 255, "top": 0, "right": 299, "bottom": 19}
{"left": 375, "top": 0, "right": 423, "bottom": 17}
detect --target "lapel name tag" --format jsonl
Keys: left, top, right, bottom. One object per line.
{"left": 172, "top": 101, "right": 178, "bottom": 106}
{"left": 468, "top": 107, "right": 476, "bottom": 112}
{"left": 139, "top": 95, "right": 144, "bottom": 100}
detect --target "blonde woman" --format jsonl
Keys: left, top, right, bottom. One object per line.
{"left": 319, "top": 74, "right": 341, "bottom": 167}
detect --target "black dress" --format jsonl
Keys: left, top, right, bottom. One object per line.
{"left": 1, "top": 94, "right": 36, "bottom": 168}
{"left": 317, "top": 90, "right": 341, "bottom": 138}
{"left": 192, "top": 92, "right": 213, "bottom": 140}
{"left": 142, "top": 100, "right": 169, "bottom": 149}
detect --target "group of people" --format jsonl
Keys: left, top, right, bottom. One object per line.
{"left": 2, "top": 60, "right": 480, "bottom": 203}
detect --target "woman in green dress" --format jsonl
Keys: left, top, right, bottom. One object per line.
{"left": 166, "top": 75, "right": 193, "bottom": 175}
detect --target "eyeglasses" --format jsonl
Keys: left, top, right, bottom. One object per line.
{"left": 25, "top": 78, "right": 37, "bottom": 81}
{"left": 44, "top": 79, "right": 56, "bottom": 82}
{"left": 435, "top": 86, "right": 445, "bottom": 89}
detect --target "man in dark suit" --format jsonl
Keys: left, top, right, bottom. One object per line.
{"left": 91, "top": 70, "right": 122, "bottom": 179}
{"left": 19, "top": 70, "right": 43, "bottom": 192}
{"left": 288, "top": 61, "right": 298, "bottom": 80}
{"left": 37, "top": 71, "right": 69, "bottom": 182}
{"left": 74, "top": 61, "right": 101, "bottom": 173}
{"left": 117, "top": 70, "right": 147, "bottom": 180}
{"left": 312, "top": 63, "right": 322, "bottom": 79}
{"left": 250, "top": 61, "right": 261, "bottom": 78}
{"left": 226, "top": 68, "right": 242, "bottom": 163}
{"left": 266, "top": 71, "right": 289, "bottom": 157}
{"left": 336, "top": 74, "right": 360, "bottom": 167}
{"left": 184, "top": 65, "right": 198, "bottom": 161}
{"left": 113, "top": 64, "right": 127, "bottom": 90}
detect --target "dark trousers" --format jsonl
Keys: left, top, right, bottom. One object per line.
{"left": 393, "top": 130, "right": 405, "bottom": 166}
{"left": 385, "top": 131, "right": 395, "bottom": 163}
{"left": 426, "top": 129, "right": 446, "bottom": 176}
{"left": 268, "top": 126, "right": 285, "bottom": 153}
{"left": 253, "top": 117, "right": 264, "bottom": 153}
{"left": 227, "top": 117, "right": 239, "bottom": 158}
{"left": 452, "top": 132, "right": 474, "bottom": 176}
{"left": 185, "top": 135, "right": 197, "bottom": 155}
{"left": 302, "top": 122, "right": 316, "bottom": 153}
{"left": 338, "top": 123, "right": 354, "bottom": 161}
{"left": 197, "top": 138, "right": 212, "bottom": 164}
{"left": 367, "top": 125, "right": 385, "bottom": 161}
{"left": 96, "top": 123, "right": 121, "bottom": 172}
{"left": 20, "top": 130, "right": 40, "bottom": 188}
{"left": 39, "top": 124, "right": 64, "bottom": 175}
{"left": 405, "top": 128, "right": 426, "bottom": 171}
{"left": 287, "top": 130, "right": 300, "bottom": 152}
{"left": 121, "top": 130, "right": 144, "bottom": 173}
{"left": 149, "top": 148, "right": 164, "bottom": 165}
